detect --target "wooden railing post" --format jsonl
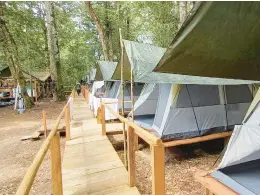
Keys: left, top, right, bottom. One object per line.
{"left": 65, "top": 103, "right": 71, "bottom": 140}
{"left": 151, "top": 142, "right": 165, "bottom": 195}
{"left": 97, "top": 107, "right": 102, "bottom": 124}
{"left": 101, "top": 103, "right": 106, "bottom": 136}
{"left": 127, "top": 126, "right": 135, "bottom": 187}
{"left": 50, "top": 132, "right": 63, "bottom": 195}
{"left": 224, "top": 136, "right": 230, "bottom": 147}
{"left": 42, "top": 110, "right": 47, "bottom": 138}
{"left": 86, "top": 89, "right": 89, "bottom": 104}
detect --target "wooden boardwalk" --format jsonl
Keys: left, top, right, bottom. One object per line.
{"left": 62, "top": 96, "right": 140, "bottom": 195}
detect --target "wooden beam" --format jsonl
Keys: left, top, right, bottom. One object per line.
{"left": 206, "top": 189, "right": 214, "bottom": 195}
{"left": 106, "top": 130, "right": 123, "bottom": 135}
{"left": 65, "top": 104, "right": 71, "bottom": 141}
{"left": 195, "top": 172, "right": 238, "bottom": 195}
{"left": 42, "top": 110, "right": 47, "bottom": 138}
{"left": 151, "top": 143, "right": 165, "bottom": 195}
{"left": 163, "top": 131, "right": 232, "bottom": 148}
{"left": 101, "top": 104, "right": 106, "bottom": 136}
{"left": 224, "top": 136, "right": 230, "bottom": 147}
{"left": 103, "top": 103, "right": 161, "bottom": 145}
{"left": 127, "top": 126, "right": 135, "bottom": 187}
{"left": 34, "top": 80, "right": 38, "bottom": 102}
{"left": 50, "top": 133, "right": 63, "bottom": 195}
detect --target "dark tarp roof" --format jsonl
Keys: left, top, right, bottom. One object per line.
{"left": 0, "top": 66, "right": 50, "bottom": 81}
{"left": 155, "top": 2, "right": 260, "bottom": 81}
{"left": 0, "top": 66, "right": 11, "bottom": 78}
{"left": 23, "top": 71, "right": 51, "bottom": 82}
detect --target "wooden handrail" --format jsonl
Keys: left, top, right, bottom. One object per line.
{"left": 15, "top": 93, "right": 74, "bottom": 195}
{"left": 102, "top": 102, "right": 161, "bottom": 145}
{"left": 102, "top": 102, "right": 165, "bottom": 195}
{"left": 163, "top": 131, "right": 232, "bottom": 147}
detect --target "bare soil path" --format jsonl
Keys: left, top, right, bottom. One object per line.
{"left": 0, "top": 99, "right": 65, "bottom": 195}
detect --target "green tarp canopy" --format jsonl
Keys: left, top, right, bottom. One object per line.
{"left": 23, "top": 71, "right": 51, "bottom": 82}
{"left": 0, "top": 66, "right": 50, "bottom": 81}
{"left": 0, "top": 66, "right": 11, "bottom": 78}
{"left": 112, "top": 40, "right": 259, "bottom": 85}
{"left": 155, "top": 2, "right": 260, "bottom": 81}
{"left": 97, "top": 61, "right": 117, "bottom": 81}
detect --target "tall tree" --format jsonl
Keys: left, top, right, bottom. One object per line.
{"left": 0, "top": 2, "right": 34, "bottom": 108}
{"left": 85, "top": 1, "right": 110, "bottom": 61}
{"left": 45, "top": 1, "right": 64, "bottom": 101}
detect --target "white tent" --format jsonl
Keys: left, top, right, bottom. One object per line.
{"left": 211, "top": 88, "right": 260, "bottom": 195}
{"left": 89, "top": 61, "right": 144, "bottom": 119}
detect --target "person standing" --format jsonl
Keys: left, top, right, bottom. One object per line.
{"left": 76, "top": 83, "right": 81, "bottom": 96}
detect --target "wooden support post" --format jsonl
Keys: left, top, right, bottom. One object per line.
{"left": 101, "top": 104, "right": 106, "bottom": 136}
{"left": 65, "top": 104, "right": 71, "bottom": 141}
{"left": 151, "top": 143, "right": 165, "bottom": 195}
{"left": 42, "top": 110, "right": 47, "bottom": 138}
{"left": 127, "top": 126, "right": 135, "bottom": 187}
{"left": 34, "top": 80, "right": 38, "bottom": 103}
{"left": 224, "top": 136, "right": 230, "bottom": 147}
{"left": 119, "top": 28, "right": 128, "bottom": 169}
{"left": 206, "top": 189, "right": 214, "bottom": 195}
{"left": 50, "top": 133, "right": 63, "bottom": 195}
{"left": 86, "top": 89, "right": 89, "bottom": 104}
{"left": 97, "top": 107, "right": 102, "bottom": 124}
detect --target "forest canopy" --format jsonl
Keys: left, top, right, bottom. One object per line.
{"left": 0, "top": 1, "right": 193, "bottom": 86}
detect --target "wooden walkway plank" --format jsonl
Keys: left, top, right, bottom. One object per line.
{"left": 62, "top": 96, "right": 140, "bottom": 195}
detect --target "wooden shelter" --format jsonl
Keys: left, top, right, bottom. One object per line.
{"left": 0, "top": 66, "right": 52, "bottom": 102}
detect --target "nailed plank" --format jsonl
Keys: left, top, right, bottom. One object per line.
{"left": 62, "top": 95, "right": 140, "bottom": 195}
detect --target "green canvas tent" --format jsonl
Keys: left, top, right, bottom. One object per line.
{"left": 0, "top": 66, "right": 50, "bottom": 82}
{"left": 97, "top": 61, "right": 117, "bottom": 81}
{"left": 23, "top": 71, "right": 51, "bottom": 82}
{"left": 155, "top": 2, "right": 260, "bottom": 81}
{"left": 0, "top": 66, "right": 11, "bottom": 78}
{"left": 112, "top": 40, "right": 259, "bottom": 85}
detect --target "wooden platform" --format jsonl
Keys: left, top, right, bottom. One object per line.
{"left": 62, "top": 96, "right": 140, "bottom": 195}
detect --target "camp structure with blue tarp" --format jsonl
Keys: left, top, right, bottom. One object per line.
{"left": 116, "top": 40, "right": 259, "bottom": 141}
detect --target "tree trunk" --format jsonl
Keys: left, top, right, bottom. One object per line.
{"left": 36, "top": 2, "right": 49, "bottom": 68}
{"left": 0, "top": 2, "right": 34, "bottom": 109}
{"left": 45, "top": 1, "right": 64, "bottom": 101}
{"left": 104, "top": 2, "right": 113, "bottom": 61}
{"left": 85, "top": 1, "right": 110, "bottom": 61}
{"left": 179, "top": 1, "right": 187, "bottom": 29}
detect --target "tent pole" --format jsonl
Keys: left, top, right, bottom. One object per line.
{"left": 119, "top": 28, "right": 128, "bottom": 169}
{"left": 131, "top": 67, "right": 138, "bottom": 150}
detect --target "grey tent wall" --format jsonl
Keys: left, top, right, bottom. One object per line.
{"left": 133, "top": 83, "right": 159, "bottom": 116}
{"left": 151, "top": 84, "right": 253, "bottom": 141}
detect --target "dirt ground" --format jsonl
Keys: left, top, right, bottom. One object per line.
{"left": 0, "top": 99, "right": 224, "bottom": 195}
{"left": 0, "top": 99, "right": 66, "bottom": 195}
{"left": 108, "top": 135, "right": 224, "bottom": 195}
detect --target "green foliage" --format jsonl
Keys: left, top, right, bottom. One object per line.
{"left": 0, "top": 1, "right": 191, "bottom": 86}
